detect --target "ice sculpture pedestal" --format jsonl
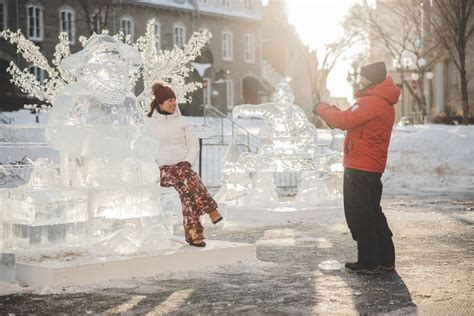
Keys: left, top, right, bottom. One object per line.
{"left": 15, "top": 240, "right": 256, "bottom": 289}
{"left": 223, "top": 203, "right": 344, "bottom": 225}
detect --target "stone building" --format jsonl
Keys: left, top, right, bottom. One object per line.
{"left": 369, "top": 0, "right": 473, "bottom": 123}
{"left": 0, "top": 0, "right": 288, "bottom": 116}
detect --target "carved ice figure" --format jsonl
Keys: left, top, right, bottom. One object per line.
{"left": 214, "top": 141, "right": 254, "bottom": 207}
{"left": 295, "top": 171, "right": 330, "bottom": 206}
{"left": 228, "top": 79, "right": 324, "bottom": 208}
{"left": 321, "top": 129, "right": 344, "bottom": 199}
{"left": 232, "top": 78, "right": 319, "bottom": 172}
{"left": 0, "top": 35, "right": 169, "bottom": 254}
{"left": 45, "top": 35, "right": 156, "bottom": 163}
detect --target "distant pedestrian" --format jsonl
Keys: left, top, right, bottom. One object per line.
{"left": 313, "top": 62, "right": 400, "bottom": 273}
{"left": 147, "top": 81, "right": 223, "bottom": 247}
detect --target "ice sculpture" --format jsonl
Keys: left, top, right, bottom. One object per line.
{"left": 232, "top": 78, "right": 319, "bottom": 172}
{"left": 214, "top": 141, "right": 254, "bottom": 207}
{"left": 222, "top": 79, "right": 320, "bottom": 208}
{"left": 1, "top": 35, "right": 169, "bottom": 254}
{"left": 219, "top": 79, "right": 343, "bottom": 210}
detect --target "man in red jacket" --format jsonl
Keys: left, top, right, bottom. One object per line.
{"left": 314, "top": 62, "right": 400, "bottom": 273}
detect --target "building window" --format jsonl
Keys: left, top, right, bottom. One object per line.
{"left": 60, "top": 8, "right": 75, "bottom": 44}
{"left": 29, "top": 65, "right": 44, "bottom": 82}
{"left": 153, "top": 21, "right": 161, "bottom": 50}
{"left": 27, "top": 5, "right": 43, "bottom": 41}
{"left": 121, "top": 17, "right": 134, "bottom": 41}
{"left": 222, "top": 0, "right": 231, "bottom": 7}
{"left": 199, "top": 0, "right": 208, "bottom": 4}
{"left": 244, "top": 34, "right": 255, "bottom": 63}
{"left": 244, "top": 0, "right": 252, "bottom": 11}
{"left": 226, "top": 80, "right": 234, "bottom": 110}
{"left": 92, "top": 11, "right": 104, "bottom": 33}
{"left": 174, "top": 24, "right": 186, "bottom": 48}
{"left": 222, "top": 31, "right": 233, "bottom": 61}
{"left": 0, "top": 1, "right": 6, "bottom": 32}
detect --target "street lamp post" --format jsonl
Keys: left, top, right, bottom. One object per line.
{"left": 346, "top": 62, "right": 359, "bottom": 96}
{"left": 392, "top": 57, "right": 412, "bottom": 118}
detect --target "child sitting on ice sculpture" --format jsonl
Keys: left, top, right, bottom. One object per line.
{"left": 146, "top": 81, "right": 223, "bottom": 247}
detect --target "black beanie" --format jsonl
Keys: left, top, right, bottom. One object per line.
{"left": 360, "top": 62, "right": 387, "bottom": 84}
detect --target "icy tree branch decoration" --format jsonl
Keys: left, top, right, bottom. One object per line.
{"left": 136, "top": 19, "right": 212, "bottom": 107}
{"left": 2, "top": 23, "right": 210, "bottom": 112}
{"left": 1, "top": 30, "right": 75, "bottom": 112}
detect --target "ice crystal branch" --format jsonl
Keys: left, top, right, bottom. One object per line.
{"left": 136, "top": 19, "right": 212, "bottom": 107}
{"left": 2, "top": 23, "right": 211, "bottom": 112}
{"left": 1, "top": 30, "right": 76, "bottom": 111}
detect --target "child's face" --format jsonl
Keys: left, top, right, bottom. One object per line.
{"left": 160, "top": 98, "right": 177, "bottom": 113}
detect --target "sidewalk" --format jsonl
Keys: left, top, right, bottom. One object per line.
{"left": 0, "top": 195, "right": 472, "bottom": 315}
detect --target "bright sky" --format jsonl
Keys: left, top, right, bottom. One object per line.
{"left": 263, "top": 0, "right": 365, "bottom": 103}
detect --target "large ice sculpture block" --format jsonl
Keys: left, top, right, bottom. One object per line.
{"left": 0, "top": 35, "right": 170, "bottom": 255}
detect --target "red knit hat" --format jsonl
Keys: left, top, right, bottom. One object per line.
{"left": 153, "top": 82, "right": 176, "bottom": 104}
{"left": 148, "top": 82, "right": 176, "bottom": 117}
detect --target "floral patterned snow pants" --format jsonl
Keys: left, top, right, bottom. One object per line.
{"left": 160, "top": 161, "right": 218, "bottom": 243}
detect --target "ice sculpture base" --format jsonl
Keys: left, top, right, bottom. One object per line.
{"left": 15, "top": 240, "right": 256, "bottom": 289}
{"left": 223, "top": 202, "right": 344, "bottom": 225}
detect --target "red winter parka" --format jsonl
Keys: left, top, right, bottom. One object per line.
{"left": 316, "top": 76, "right": 401, "bottom": 173}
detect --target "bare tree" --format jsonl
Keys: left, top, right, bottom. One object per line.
{"left": 299, "top": 34, "right": 354, "bottom": 107}
{"left": 294, "top": 35, "right": 354, "bottom": 128}
{"left": 344, "top": 0, "right": 441, "bottom": 122}
{"left": 75, "top": 0, "right": 120, "bottom": 35}
{"left": 431, "top": 0, "right": 474, "bottom": 125}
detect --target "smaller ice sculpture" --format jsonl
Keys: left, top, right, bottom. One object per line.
{"left": 232, "top": 78, "right": 319, "bottom": 173}
{"left": 223, "top": 79, "right": 323, "bottom": 208}
{"left": 295, "top": 171, "right": 330, "bottom": 206}
{"left": 214, "top": 141, "right": 253, "bottom": 207}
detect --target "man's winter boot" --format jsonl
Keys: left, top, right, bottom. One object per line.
{"left": 345, "top": 262, "right": 378, "bottom": 273}
{"left": 379, "top": 237, "right": 395, "bottom": 271}
{"left": 345, "top": 239, "right": 379, "bottom": 273}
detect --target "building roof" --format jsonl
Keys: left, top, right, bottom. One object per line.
{"left": 132, "top": 0, "right": 194, "bottom": 12}
{"left": 129, "top": 0, "right": 263, "bottom": 20}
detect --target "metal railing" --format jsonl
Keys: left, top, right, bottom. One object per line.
{"left": 203, "top": 105, "right": 259, "bottom": 152}
{"left": 0, "top": 113, "right": 12, "bottom": 124}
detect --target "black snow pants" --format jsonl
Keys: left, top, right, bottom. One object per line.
{"left": 343, "top": 167, "right": 395, "bottom": 267}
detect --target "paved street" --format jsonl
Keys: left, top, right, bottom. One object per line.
{"left": 0, "top": 194, "right": 473, "bottom": 315}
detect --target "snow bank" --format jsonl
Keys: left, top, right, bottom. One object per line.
{"left": 383, "top": 125, "right": 474, "bottom": 195}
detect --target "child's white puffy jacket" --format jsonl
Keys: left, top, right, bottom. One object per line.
{"left": 146, "top": 109, "right": 199, "bottom": 167}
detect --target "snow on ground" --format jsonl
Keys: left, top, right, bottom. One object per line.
{"left": 0, "top": 110, "right": 473, "bottom": 195}
{"left": 1, "top": 109, "right": 48, "bottom": 125}
{"left": 384, "top": 125, "right": 474, "bottom": 195}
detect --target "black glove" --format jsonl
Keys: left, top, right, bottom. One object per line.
{"left": 312, "top": 102, "right": 321, "bottom": 116}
